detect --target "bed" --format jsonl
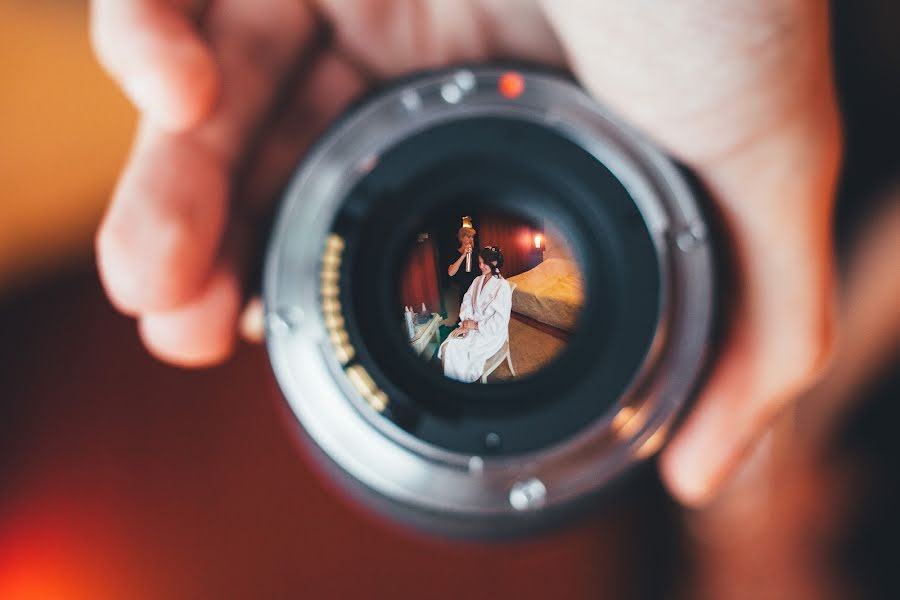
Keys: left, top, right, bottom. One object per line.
{"left": 507, "top": 257, "right": 584, "bottom": 332}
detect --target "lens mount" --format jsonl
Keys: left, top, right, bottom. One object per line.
{"left": 264, "top": 66, "right": 714, "bottom": 532}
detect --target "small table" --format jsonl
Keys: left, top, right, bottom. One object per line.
{"left": 409, "top": 313, "right": 442, "bottom": 356}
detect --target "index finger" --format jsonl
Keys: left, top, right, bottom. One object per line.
{"left": 90, "top": 0, "right": 218, "bottom": 130}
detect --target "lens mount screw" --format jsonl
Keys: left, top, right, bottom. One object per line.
{"left": 266, "top": 306, "right": 305, "bottom": 336}
{"left": 509, "top": 478, "right": 547, "bottom": 511}
{"left": 675, "top": 222, "right": 707, "bottom": 252}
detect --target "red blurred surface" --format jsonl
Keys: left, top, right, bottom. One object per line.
{"left": 477, "top": 213, "right": 536, "bottom": 279}
{"left": 401, "top": 237, "right": 441, "bottom": 312}
{"left": 0, "top": 268, "right": 680, "bottom": 599}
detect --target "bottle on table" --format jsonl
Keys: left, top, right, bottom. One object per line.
{"left": 404, "top": 306, "right": 416, "bottom": 339}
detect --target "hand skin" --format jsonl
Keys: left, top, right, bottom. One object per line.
{"left": 448, "top": 251, "right": 467, "bottom": 277}
{"left": 91, "top": 0, "right": 841, "bottom": 507}
{"left": 448, "top": 240, "right": 474, "bottom": 276}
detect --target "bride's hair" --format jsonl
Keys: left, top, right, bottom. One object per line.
{"left": 479, "top": 246, "right": 504, "bottom": 276}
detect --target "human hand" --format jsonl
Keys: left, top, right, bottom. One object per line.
{"left": 91, "top": 0, "right": 558, "bottom": 363}
{"left": 92, "top": 0, "right": 841, "bottom": 506}
{"left": 540, "top": 0, "right": 841, "bottom": 506}
{"left": 450, "top": 327, "right": 468, "bottom": 339}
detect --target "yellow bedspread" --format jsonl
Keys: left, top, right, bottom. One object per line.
{"left": 507, "top": 259, "right": 584, "bottom": 332}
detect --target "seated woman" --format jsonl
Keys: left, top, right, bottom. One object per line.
{"left": 439, "top": 246, "right": 513, "bottom": 383}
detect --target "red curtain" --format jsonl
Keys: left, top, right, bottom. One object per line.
{"left": 400, "top": 237, "right": 441, "bottom": 312}
{"left": 477, "top": 213, "right": 537, "bottom": 278}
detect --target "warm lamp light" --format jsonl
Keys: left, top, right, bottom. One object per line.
{"left": 461, "top": 216, "right": 474, "bottom": 229}
{"left": 534, "top": 234, "right": 543, "bottom": 249}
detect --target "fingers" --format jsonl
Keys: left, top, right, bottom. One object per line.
{"left": 534, "top": 0, "right": 842, "bottom": 504}
{"left": 238, "top": 296, "right": 265, "bottom": 344}
{"left": 659, "top": 135, "right": 841, "bottom": 505}
{"left": 136, "top": 51, "right": 365, "bottom": 365}
{"left": 91, "top": 0, "right": 218, "bottom": 130}
{"left": 97, "top": 0, "right": 316, "bottom": 316}
{"left": 315, "top": 0, "right": 563, "bottom": 77}
{"left": 96, "top": 123, "right": 229, "bottom": 314}
{"left": 190, "top": 0, "right": 318, "bottom": 166}
{"left": 138, "top": 264, "right": 243, "bottom": 367}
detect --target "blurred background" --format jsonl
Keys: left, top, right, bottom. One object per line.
{"left": 0, "top": 0, "right": 134, "bottom": 296}
{"left": 1, "top": 1, "right": 898, "bottom": 598}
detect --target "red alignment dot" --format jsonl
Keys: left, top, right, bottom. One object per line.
{"left": 498, "top": 71, "right": 525, "bottom": 99}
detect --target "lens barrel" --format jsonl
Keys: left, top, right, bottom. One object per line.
{"left": 264, "top": 65, "right": 715, "bottom": 536}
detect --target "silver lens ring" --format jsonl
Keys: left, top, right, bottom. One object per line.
{"left": 264, "top": 66, "right": 714, "bottom": 529}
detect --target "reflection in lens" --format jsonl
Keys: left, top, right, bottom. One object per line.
{"left": 400, "top": 210, "right": 585, "bottom": 384}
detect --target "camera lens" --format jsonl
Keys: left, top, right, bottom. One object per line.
{"left": 264, "top": 66, "right": 714, "bottom": 535}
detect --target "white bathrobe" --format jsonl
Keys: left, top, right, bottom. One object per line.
{"left": 439, "top": 274, "right": 513, "bottom": 383}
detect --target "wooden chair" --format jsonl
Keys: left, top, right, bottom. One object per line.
{"left": 480, "top": 283, "right": 517, "bottom": 383}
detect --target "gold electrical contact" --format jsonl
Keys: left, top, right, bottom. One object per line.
{"left": 319, "top": 233, "right": 390, "bottom": 412}
{"left": 321, "top": 234, "right": 356, "bottom": 365}
{"left": 345, "top": 365, "right": 389, "bottom": 413}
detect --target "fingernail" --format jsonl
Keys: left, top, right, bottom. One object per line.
{"left": 665, "top": 448, "right": 716, "bottom": 506}
{"left": 239, "top": 297, "right": 265, "bottom": 344}
{"left": 661, "top": 419, "right": 721, "bottom": 506}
